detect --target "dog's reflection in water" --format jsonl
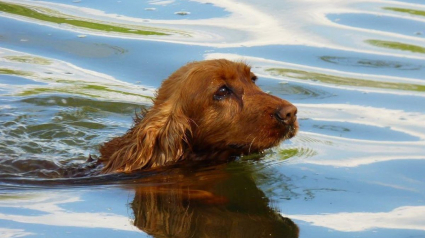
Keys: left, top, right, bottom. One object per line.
{"left": 129, "top": 163, "right": 299, "bottom": 238}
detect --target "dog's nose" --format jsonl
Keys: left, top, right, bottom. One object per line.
{"left": 274, "top": 104, "right": 297, "bottom": 124}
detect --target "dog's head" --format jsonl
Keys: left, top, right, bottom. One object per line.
{"left": 156, "top": 59, "right": 298, "bottom": 154}
{"left": 101, "top": 59, "right": 298, "bottom": 172}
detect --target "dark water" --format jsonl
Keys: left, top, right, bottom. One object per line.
{"left": 1, "top": 0, "right": 425, "bottom": 237}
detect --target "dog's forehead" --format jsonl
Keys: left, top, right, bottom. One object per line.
{"left": 215, "top": 62, "right": 252, "bottom": 81}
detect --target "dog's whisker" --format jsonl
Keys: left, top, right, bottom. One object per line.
{"left": 248, "top": 137, "right": 256, "bottom": 154}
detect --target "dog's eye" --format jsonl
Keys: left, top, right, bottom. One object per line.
{"left": 214, "top": 86, "right": 231, "bottom": 100}
{"left": 251, "top": 75, "right": 258, "bottom": 83}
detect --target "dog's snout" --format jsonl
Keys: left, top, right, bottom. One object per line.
{"left": 274, "top": 104, "right": 297, "bottom": 124}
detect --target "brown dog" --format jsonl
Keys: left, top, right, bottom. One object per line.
{"left": 100, "top": 59, "right": 298, "bottom": 173}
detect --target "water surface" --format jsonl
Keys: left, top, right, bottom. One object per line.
{"left": 1, "top": 0, "right": 425, "bottom": 237}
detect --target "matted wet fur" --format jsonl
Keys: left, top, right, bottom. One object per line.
{"left": 100, "top": 59, "right": 298, "bottom": 173}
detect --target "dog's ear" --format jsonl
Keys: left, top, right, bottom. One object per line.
{"left": 101, "top": 102, "right": 192, "bottom": 173}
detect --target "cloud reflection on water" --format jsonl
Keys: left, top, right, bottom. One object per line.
{"left": 1, "top": 0, "right": 425, "bottom": 58}
{"left": 285, "top": 206, "right": 425, "bottom": 232}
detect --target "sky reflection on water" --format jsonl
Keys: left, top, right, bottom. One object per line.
{"left": 1, "top": 0, "right": 425, "bottom": 237}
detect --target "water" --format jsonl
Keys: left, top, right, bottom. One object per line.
{"left": 1, "top": 0, "right": 424, "bottom": 237}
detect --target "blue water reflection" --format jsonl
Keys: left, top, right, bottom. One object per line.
{"left": 301, "top": 119, "right": 419, "bottom": 141}
{"left": 0, "top": 17, "right": 210, "bottom": 87}
{"left": 328, "top": 13, "right": 425, "bottom": 38}
{"left": 1, "top": 0, "right": 425, "bottom": 237}
{"left": 0, "top": 75, "right": 46, "bottom": 85}
{"left": 46, "top": 0, "right": 229, "bottom": 20}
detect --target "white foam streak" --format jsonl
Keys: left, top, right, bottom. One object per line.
{"left": 0, "top": 192, "right": 140, "bottom": 232}
{"left": 0, "top": 228, "right": 34, "bottom": 238}
{"left": 300, "top": 103, "right": 425, "bottom": 139}
{"left": 284, "top": 206, "right": 425, "bottom": 232}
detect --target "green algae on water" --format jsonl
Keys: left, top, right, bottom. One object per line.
{"left": 266, "top": 68, "right": 425, "bottom": 92}
{"left": 365, "top": 40, "right": 425, "bottom": 54}
{"left": 0, "top": 68, "right": 33, "bottom": 76}
{"left": 17, "top": 83, "right": 153, "bottom": 100}
{"left": 0, "top": 1, "right": 172, "bottom": 36}
{"left": 383, "top": 7, "right": 425, "bottom": 17}
{"left": 3, "top": 56, "right": 52, "bottom": 65}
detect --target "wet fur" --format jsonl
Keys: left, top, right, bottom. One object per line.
{"left": 100, "top": 59, "right": 298, "bottom": 173}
